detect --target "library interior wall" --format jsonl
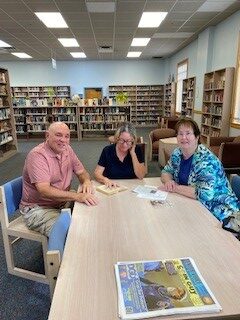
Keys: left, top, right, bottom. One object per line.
{"left": 166, "top": 9, "right": 240, "bottom": 135}
{"left": 1, "top": 60, "right": 165, "bottom": 97}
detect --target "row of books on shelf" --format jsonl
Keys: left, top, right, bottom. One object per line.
{"left": 0, "top": 85, "right": 7, "bottom": 95}
{"left": 0, "top": 97, "right": 8, "bottom": 107}
{"left": 201, "top": 128, "right": 220, "bottom": 137}
{"left": 203, "top": 93, "right": 224, "bottom": 102}
{"left": 13, "top": 98, "right": 71, "bottom": 107}
{"left": 0, "top": 108, "right": 11, "bottom": 120}
{"left": 0, "top": 72, "right": 6, "bottom": 83}
{"left": 204, "top": 80, "right": 225, "bottom": 90}
{"left": 81, "top": 123, "right": 128, "bottom": 131}
{"left": 202, "top": 105, "right": 222, "bottom": 114}
{"left": 79, "top": 106, "right": 128, "bottom": 114}
{"left": 0, "top": 120, "right": 10, "bottom": 132}
{"left": 0, "top": 132, "right": 13, "bottom": 144}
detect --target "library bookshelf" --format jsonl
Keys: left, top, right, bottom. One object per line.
{"left": 0, "top": 68, "right": 18, "bottom": 163}
{"left": 12, "top": 86, "right": 74, "bottom": 139}
{"left": 181, "top": 77, "right": 196, "bottom": 117}
{"left": 163, "top": 82, "right": 176, "bottom": 117}
{"left": 78, "top": 104, "right": 131, "bottom": 139}
{"left": 109, "top": 85, "right": 164, "bottom": 127}
{"left": 200, "top": 67, "right": 234, "bottom": 144}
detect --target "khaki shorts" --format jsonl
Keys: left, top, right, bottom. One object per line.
{"left": 21, "top": 206, "right": 60, "bottom": 237}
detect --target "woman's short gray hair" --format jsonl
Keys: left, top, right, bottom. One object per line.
{"left": 114, "top": 122, "right": 137, "bottom": 143}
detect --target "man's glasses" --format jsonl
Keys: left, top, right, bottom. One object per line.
{"left": 118, "top": 138, "right": 134, "bottom": 146}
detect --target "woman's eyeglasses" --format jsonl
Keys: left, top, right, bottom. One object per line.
{"left": 118, "top": 138, "right": 134, "bottom": 146}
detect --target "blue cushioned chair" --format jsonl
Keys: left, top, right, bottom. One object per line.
{"left": 47, "top": 208, "right": 71, "bottom": 298}
{"left": 0, "top": 176, "right": 49, "bottom": 284}
{"left": 0, "top": 177, "right": 71, "bottom": 299}
{"left": 231, "top": 175, "right": 240, "bottom": 200}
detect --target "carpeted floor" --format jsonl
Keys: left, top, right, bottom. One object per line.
{"left": 0, "top": 128, "right": 161, "bottom": 320}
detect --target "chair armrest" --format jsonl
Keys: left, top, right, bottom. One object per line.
{"left": 209, "top": 136, "right": 235, "bottom": 146}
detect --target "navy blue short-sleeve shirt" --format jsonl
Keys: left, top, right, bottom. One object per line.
{"left": 98, "top": 144, "right": 144, "bottom": 179}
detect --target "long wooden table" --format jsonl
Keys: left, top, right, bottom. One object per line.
{"left": 48, "top": 177, "right": 240, "bottom": 320}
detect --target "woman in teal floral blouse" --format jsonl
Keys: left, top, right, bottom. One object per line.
{"left": 160, "top": 118, "right": 240, "bottom": 234}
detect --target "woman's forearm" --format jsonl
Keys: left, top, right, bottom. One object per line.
{"left": 131, "top": 151, "right": 146, "bottom": 179}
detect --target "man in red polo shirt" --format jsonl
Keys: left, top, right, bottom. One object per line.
{"left": 20, "top": 122, "right": 98, "bottom": 236}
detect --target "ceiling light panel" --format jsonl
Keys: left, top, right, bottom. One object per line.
{"left": 86, "top": 2, "right": 115, "bottom": 13}
{"left": 131, "top": 38, "right": 150, "bottom": 46}
{"left": 127, "top": 52, "right": 142, "bottom": 58}
{"left": 138, "top": 12, "right": 168, "bottom": 28}
{"left": 35, "top": 12, "right": 68, "bottom": 28}
{"left": 58, "top": 38, "right": 79, "bottom": 47}
{"left": 11, "top": 52, "right": 32, "bottom": 59}
{"left": 0, "top": 40, "right": 12, "bottom": 47}
{"left": 70, "top": 52, "right": 86, "bottom": 58}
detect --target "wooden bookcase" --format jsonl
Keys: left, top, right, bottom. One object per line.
{"left": 78, "top": 105, "right": 131, "bottom": 139}
{"left": 201, "top": 68, "right": 234, "bottom": 144}
{"left": 164, "top": 82, "right": 176, "bottom": 117}
{"left": 109, "top": 85, "right": 164, "bottom": 127}
{"left": 11, "top": 86, "right": 78, "bottom": 139}
{"left": 0, "top": 68, "right": 18, "bottom": 163}
{"left": 181, "top": 77, "right": 195, "bottom": 117}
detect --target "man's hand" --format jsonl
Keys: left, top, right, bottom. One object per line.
{"left": 75, "top": 192, "right": 98, "bottom": 206}
{"left": 81, "top": 179, "right": 94, "bottom": 193}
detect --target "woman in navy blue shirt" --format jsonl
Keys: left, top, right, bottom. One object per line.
{"left": 94, "top": 123, "right": 146, "bottom": 187}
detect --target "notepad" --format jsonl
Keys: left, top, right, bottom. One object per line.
{"left": 96, "top": 184, "right": 128, "bottom": 195}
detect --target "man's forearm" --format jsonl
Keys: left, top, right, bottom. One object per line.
{"left": 77, "top": 170, "right": 91, "bottom": 184}
{"left": 37, "top": 185, "right": 78, "bottom": 202}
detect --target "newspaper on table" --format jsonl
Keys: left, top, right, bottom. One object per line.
{"left": 132, "top": 185, "right": 168, "bottom": 201}
{"left": 114, "top": 257, "right": 222, "bottom": 319}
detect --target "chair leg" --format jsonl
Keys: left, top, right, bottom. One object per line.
{"left": 46, "top": 250, "right": 61, "bottom": 300}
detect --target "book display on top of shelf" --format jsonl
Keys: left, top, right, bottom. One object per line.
{"left": 200, "top": 68, "right": 234, "bottom": 144}
{"left": 181, "top": 77, "right": 196, "bottom": 117}
{"left": 0, "top": 68, "right": 18, "bottom": 163}
{"left": 109, "top": 85, "right": 164, "bottom": 127}
{"left": 164, "top": 82, "right": 176, "bottom": 117}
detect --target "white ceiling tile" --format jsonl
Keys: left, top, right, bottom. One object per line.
{"left": 0, "top": 0, "right": 239, "bottom": 60}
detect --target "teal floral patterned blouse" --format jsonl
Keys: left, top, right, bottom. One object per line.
{"left": 162, "top": 144, "right": 239, "bottom": 221}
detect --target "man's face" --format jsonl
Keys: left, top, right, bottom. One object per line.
{"left": 46, "top": 125, "right": 70, "bottom": 154}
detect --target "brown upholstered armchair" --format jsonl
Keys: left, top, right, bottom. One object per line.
{"left": 149, "top": 128, "right": 176, "bottom": 161}
{"left": 159, "top": 116, "right": 179, "bottom": 129}
{"left": 209, "top": 136, "right": 240, "bottom": 174}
